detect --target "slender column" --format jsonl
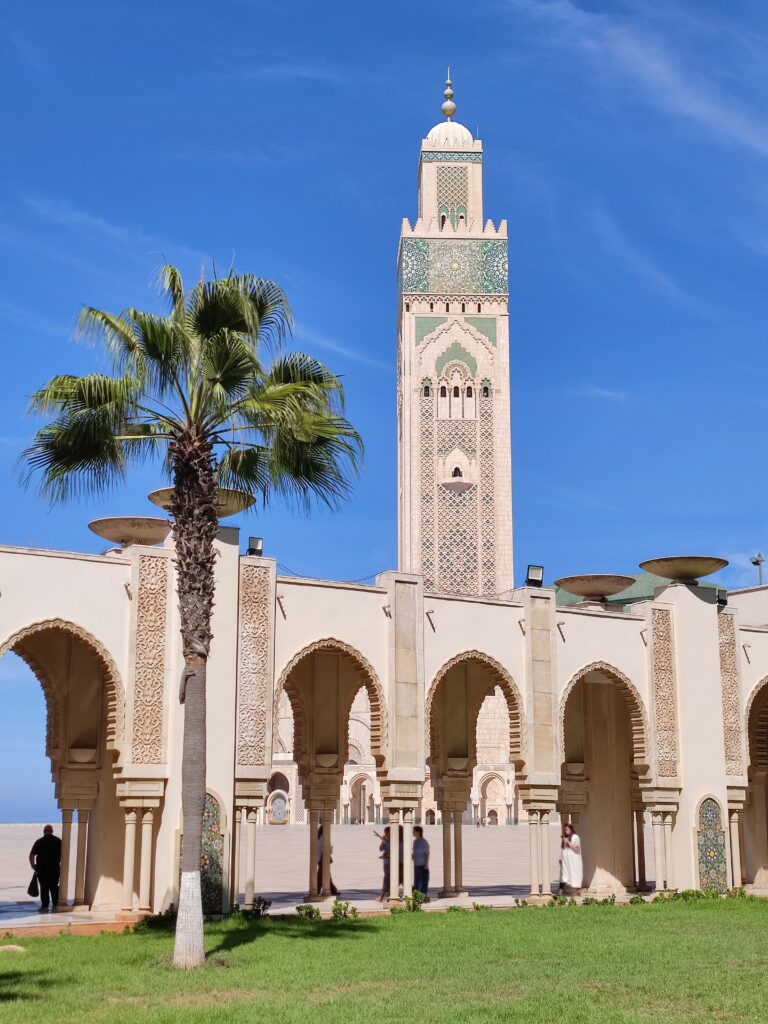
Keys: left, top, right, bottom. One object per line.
{"left": 539, "top": 812, "right": 551, "bottom": 895}
{"left": 389, "top": 809, "right": 400, "bottom": 901}
{"left": 402, "top": 810, "right": 413, "bottom": 897}
{"left": 652, "top": 812, "right": 666, "bottom": 891}
{"left": 58, "top": 808, "right": 74, "bottom": 907}
{"left": 440, "top": 811, "right": 452, "bottom": 897}
{"left": 139, "top": 810, "right": 154, "bottom": 911}
{"left": 663, "top": 813, "right": 674, "bottom": 890}
{"left": 729, "top": 810, "right": 743, "bottom": 888}
{"left": 121, "top": 809, "right": 137, "bottom": 912}
{"left": 360, "top": 783, "right": 366, "bottom": 823}
{"left": 453, "top": 810, "right": 464, "bottom": 894}
{"left": 635, "top": 810, "right": 647, "bottom": 890}
{"left": 308, "top": 810, "right": 319, "bottom": 898}
{"left": 321, "top": 816, "right": 332, "bottom": 897}
{"left": 73, "top": 809, "right": 90, "bottom": 906}
{"left": 232, "top": 808, "right": 242, "bottom": 905}
{"left": 752, "top": 772, "right": 768, "bottom": 886}
{"left": 528, "top": 810, "right": 540, "bottom": 896}
{"left": 243, "top": 808, "right": 257, "bottom": 908}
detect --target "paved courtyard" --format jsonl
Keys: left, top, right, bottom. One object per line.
{"left": 1, "top": 821, "right": 660, "bottom": 930}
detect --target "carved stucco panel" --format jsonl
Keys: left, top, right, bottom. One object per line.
{"left": 718, "top": 612, "right": 744, "bottom": 776}
{"left": 651, "top": 607, "right": 679, "bottom": 778}
{"left": 236, "top": 563, "right": 271, "bottom": 767}
{"left": 131, "top": 555, "right": 168, "bottom": 764}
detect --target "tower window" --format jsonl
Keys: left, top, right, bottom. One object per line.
{"left": 466, "top": 386, "right": 473, "bottom": 398}
{"left": 477, "top": 304, "right": 481, "bottom": 313}
{"left": 423, "top": 385, "right": 430, "bottom": 398}
{"left": 461, "top": 303, "right": 465, "bottom": 313}
{"left": 453, "top": 386, "right": 459, "bottom": 398}
{"left": 429, "top": 302, "right": 434, "bottom": 312}
{"left": 452, "top": 466, "right": 463, "bottom": 478}
{"left": 440, "top": 386, "right": 447, "bottom": 398}
{"left": 405, "top": 303, "right": 410, "bottom": 312}
{"left": 440, "top": 214, "right": 447, "bottom": 229}
{"left": 482, "top": 386, "right": 489, "bottom": 398}
{"left": 445, "top": 303, "right": 449, "bottom": 313}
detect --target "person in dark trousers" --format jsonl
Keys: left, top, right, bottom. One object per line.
{"left": 412, "top": 825, "right": 430, "bottom": 899}
{"left": 29, "top": 824, "right": 62, "bottom": 912}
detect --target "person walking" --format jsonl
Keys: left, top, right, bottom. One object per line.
{"left": 559, "top": 822, "right": 584, "bottom": 895}
{"left": 29, "top": 824, "right": 62, "bottom": 913}
{"left": 316, "top": 824, "right": 338, "bottom": 898}
{"left": 412, "top": 825, "right": 430, "bottom": 900}
{"left": 375, "top": 826, "right": 390, "bottom": 901}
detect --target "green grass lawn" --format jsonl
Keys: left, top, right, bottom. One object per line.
{"left": 2, "top": 900, "right": 767, "bottom": 1023}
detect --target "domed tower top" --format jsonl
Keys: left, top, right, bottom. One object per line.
{"left": 425, "top": 69, "right": 474, "bottom": 149}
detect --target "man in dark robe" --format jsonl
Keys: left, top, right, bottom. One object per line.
{"left": 29, "top": 824, "right": 62, "bottom": 912}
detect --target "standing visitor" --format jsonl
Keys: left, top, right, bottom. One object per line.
{"left": 559, "top": 822, "right": 583, "bottom": 895}
{"left": 412, "top": 825, "right": 430, "bottom": 899}
{"left": 375, "top": 826, "right": 390, "bottom": 901}
{"left": 316, "top": 824, "right": 338, "bottom": 897}
{"left": 28, "top": 824, "right": 62, "bottom": 913}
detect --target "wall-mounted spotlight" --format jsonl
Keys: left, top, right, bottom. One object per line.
{"left": 247, "top": 536, "right": 264, "bottom": 557}
{"left": 525, "top": 564, "right": 544, "bottom": 588}
{"left": 716, "top": 589, "right": 728, "bottom": 608}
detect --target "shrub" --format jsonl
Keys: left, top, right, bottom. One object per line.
{"left": 231, "top": 896, "right": 272, "bottom": 921}
{"left": 133, "top": 904, "right": 177, "bottom": 932}
{"left": 331, "top": 900, "right": 359, "bottom": 922}
{"left": 472, "top": 902, "right": 493, "bottom": 912}
{"left": 628, "top": 894, "right": 645, "bottom": 905}
{"left": 295, "top": 903, "right": 322, "bottom": 920}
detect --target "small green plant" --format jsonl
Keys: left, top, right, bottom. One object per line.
{"left": 472, "top": 902, "right": 493, "bottom": 912}
{"left": 331, "top": 900, "right": 359, "bottom": 921}
{"left": 134, "top": 903, "right": 177, "bottom": 932}
{"left": 513, "top": 898, "right": 528, "bottom": 908}
{"left": 403, "top": 890, "right": 425, "bottom": 912}
{"left": 628, "top": 894, "right": 645, "bottom": 905}
{"left": 447, "top": 905, "right": 469, "bottom": 913}
{"left": 582, "top": 894, "right": 616, "bottom": 907}
{"left": 295, "top": 903, "right": 322, "bottom": 920}
{"left": 231, "top": 896, "right": 272, "bottom": 921}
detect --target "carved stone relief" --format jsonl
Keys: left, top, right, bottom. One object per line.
{"left": 651, "top": 608, "right": 679, "bottom": 778}
{"left": 236, "top": 563, "right": 271, "bottom": 767}
{"left": 131, "top": 555, "right": 168, "bottom": 764}
{"left": 718, "top": 612, "right": 744, "bottom": 776}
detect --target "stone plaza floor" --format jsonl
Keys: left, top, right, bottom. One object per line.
{"left": 1, "top": 821, "right": 660, "bottom": 931}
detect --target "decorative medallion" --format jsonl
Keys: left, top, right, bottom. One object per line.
{"left": 400, "top": 239, "right": 508, "bottom": 295}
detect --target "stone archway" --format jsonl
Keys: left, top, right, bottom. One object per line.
{"left": 744, "top": 677, "right": 768, "bottom": 886}
{"left": 559, "top": 662, "right": 649, "bottom": 893}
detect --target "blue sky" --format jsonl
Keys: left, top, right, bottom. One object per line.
{"left": 2, "top": 0, "right": 768, "bottom": 819}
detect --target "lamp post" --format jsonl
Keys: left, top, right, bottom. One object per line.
{"left": 751, "top": 553, "right": 765, "bottom": 586}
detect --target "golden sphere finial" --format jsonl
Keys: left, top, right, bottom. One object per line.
{"left": 441, "top": 67, "right": 456, "bottom": 120}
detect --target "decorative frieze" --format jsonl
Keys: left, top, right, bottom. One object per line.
{"left": 421, "top": 151, "right": 483, "bottom": 162}
{"left": 718, "top": 612, "right": 744, "bottom": 776}
{"left": 399, "top": 238, "right": 508, "bottom": 295}
{"left": 651, "top": 607, "right": 679, "bottom": 778}
{"left": 236, "top": 563, "right": 272, "bottom": 767}
{"left": 131, "top": 556, "right": 168, "bottom": 764}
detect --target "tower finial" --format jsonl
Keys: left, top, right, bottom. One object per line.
{"left": 441, "top": 68, "right": 456, "bottom": 121}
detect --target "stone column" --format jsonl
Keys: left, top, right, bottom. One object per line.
{"left": 308, "top": 810, "right": 319, "bottom": 899}
{"left": 634, "top": 810, "right": 647, "bottom": 891}
{"left": 539, "top": 812, "right": 551, "bottom": 896}
{"left": 321, "top": 816, "right": 332, "bottom": 898}
{"left": 389, "top": 809, "right": 400, "bottom": 901}
{"left": 663, "top": 813, "right": 675, "bottom": 891}
{"left": 440, "top": 812, "right": 452, "bottom": 897}
{"left": 73, "top": 808, "right": 90, "bottom": 906}
{"left": 528, "top": 810, "right": 540, "bottom": 897}
{"left": 244, "top": 808, "right": 257, "bottom": 908}
{"left": 232, "top": 808, "right": 242, "bottom": 905}
{"left": 121, "top": 809, "right": 137, "bottom": 912}
{"left": 729, "top": 809, "right": 743, "bottom": 888}
{"left": 751, "top": 772, "right": 768, "bottom": 887}
{"left": 139, "top": 810, "right": 154, "bottom": 912}
{"left": 402, "top": 810, "right": 413, "bottom": 898}
{"left": 58, "top": 808, "right": 74, "bottom": 908}
{"left": 360, "top": 783, "right": 366, "bottom": 823}
{"left": 453, "top": 810, "right": 464, "bottom": 895}
{"left": 652, "top": 812, "right": 665, "bottom": 890}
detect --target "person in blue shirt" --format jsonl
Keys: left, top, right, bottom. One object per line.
{"left": 412, "top": 826, "right": 430, "bottom": 899}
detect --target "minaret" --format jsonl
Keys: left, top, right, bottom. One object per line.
{"left": 397, "top": 75, "right": 513, "bottom": 596}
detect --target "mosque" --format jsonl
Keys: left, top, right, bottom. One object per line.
{"left": 3, "top": 79, "right": 768, "bottom": 913}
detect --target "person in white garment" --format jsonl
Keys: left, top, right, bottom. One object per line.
{"left": 559, "top": 822, "right": 583, "bottom": 895}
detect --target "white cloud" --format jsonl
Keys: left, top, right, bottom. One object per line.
{"left": 0, "top": 297, "right": 70, "bottom": 338}
{"left": 293, "top": 325, "right": 391, "bottom": 372}
{"left": 224, "top": 63, "right": 345, "bottom": 85}
{"left": 565, "top": 383, "right": 628, "bottom": 401}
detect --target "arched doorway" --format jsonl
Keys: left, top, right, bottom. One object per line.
{"left": 559, "top": 663, "right": 648, "bottom": 892}
{"left": 480, "top": 774, "right": 506, "bottom": 825}
{"left": 267, "top": 772, "right": 290, "bottom": 825}
{"left": 427, "top": 651, "right": 525, "bottom": 896}
{"left": 0, "top": 619, "right": 125, "bottom": 912}
{"left": 745, "top": 678, "right": 768, "bottom": 886}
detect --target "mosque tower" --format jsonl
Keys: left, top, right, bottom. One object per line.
{"left": 397, "top": 74, "right": 513, "bottom": 596}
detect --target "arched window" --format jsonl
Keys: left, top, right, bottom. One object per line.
{"left": 453, "top": 386, "right": 460, "bottom": 398}
{"left": 466, "top": 386, "right": 473, "bottom": 398}
{"left": 482, "top": 386, "right": 489, "bottom": 398}
{"left": 440, "top": 386, "right": 447, "bottom": 398}
{"left": 405, "top": 303, "right": 410, "bottom": 312}
{"left": 440, "top": 214, "right": 447, "bottom": 229}
{"left": 423, "top": 385, "right": 430, "bottom": 398}
{"left": 451, "top": 466, "right": 463, "bottom": 478}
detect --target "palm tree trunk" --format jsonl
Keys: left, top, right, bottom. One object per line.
{"left": 169, "top": 431, "right": 219, "bottom": 969}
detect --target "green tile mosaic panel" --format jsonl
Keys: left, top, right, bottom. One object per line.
{"left": 464, "top": 316, "right": 497, "bottom": 346}
{"left": 422, "top": 151, "right": 482, "bottom": 162}
{"left": 415, "top": 316, "right": 447, "bottom": 344}
{"left": 400, "top": 238, "right": 507, "bottom": 295}
{"left": 435, "top": 341, "right": 477, "bottom": 378}
{"left": 697, "top": 798, "right": 727, "bottom": 892}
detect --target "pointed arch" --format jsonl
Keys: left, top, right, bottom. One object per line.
{"left": 273, "top": 638, "right": 387, "bottom": 768}
{"left": 426, "top": 650, "right": 525, "bottom": 770}
{"left": 559, "top": 661, "right": 648, "bottom": 768}
{"left": 746, "top": 676, "right": 768, "bottom": 771}
{"left": 0, "top": 618, "right": 125, "bottom": 761}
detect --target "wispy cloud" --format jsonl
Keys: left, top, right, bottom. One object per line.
{"left": 0, "top": 297, "right": 71, "bottom": 338}
{"left": 565, "top": 384, "right": 628, "bottom": 401}
{"left": 510, "top": 0, "right": 768, "bottom": 159}
{"left": 293, "top": 325, "right": 391, "bottom": 371}
{"left": 223, "top": 63, "right": 345, "bottom": 85}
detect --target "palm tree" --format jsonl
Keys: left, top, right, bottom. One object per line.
{"left": 20, "top": 265, "right": 362, "bottom": 968}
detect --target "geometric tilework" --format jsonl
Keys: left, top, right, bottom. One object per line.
{"left": 422, "top": 151, "right": 483, "bottom": 162}
{"left": 697, "top": 798, "right": 728, "bottom": 892}
{"left": 400, "top": 238, "right": 508, "bottom": 295}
